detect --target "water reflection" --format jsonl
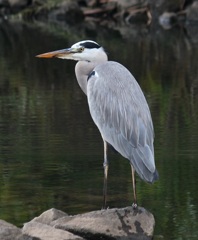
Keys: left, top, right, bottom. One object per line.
{"left": 0, "top": 20, "right": 198, "bottom": 239}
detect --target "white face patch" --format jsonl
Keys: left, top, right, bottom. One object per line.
{"left": 61, "top": 40, "right": 107, "bottom": 62}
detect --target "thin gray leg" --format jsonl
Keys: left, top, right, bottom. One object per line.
{"left": 131, "top": 164, "right": 137, "bottom": 209}
{"left": 102, "top": 140, "right": 109, "bottom": 209}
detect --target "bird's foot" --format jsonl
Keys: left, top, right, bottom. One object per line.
{"left": 101, "top": 206, "right": 109, "bottom": 210}
{"left": 132, "top": 202, "right": 138, "bottom": 209}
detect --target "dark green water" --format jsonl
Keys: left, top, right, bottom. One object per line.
{"left": 0, "top": 20, "right": 198, "bottom": 239}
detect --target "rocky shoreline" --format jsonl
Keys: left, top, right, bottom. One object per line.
{"left": 0, "top": 207, "right": 155, "bottom": 240}
{"left": 0, "top": 0, "right": 198, "bottom": 29}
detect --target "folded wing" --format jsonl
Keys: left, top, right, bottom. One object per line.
{"left": 87, "top": 61, "right": 158, "bottom": 183}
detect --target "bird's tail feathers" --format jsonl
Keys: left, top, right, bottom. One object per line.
{"left": 130, "top": 146, "right": 159, "bottom": 183}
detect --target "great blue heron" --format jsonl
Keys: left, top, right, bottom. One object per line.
{"left": 36, "top": 40, "right": 159, "bottom": 209}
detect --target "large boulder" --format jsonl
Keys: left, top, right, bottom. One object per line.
{"left": 28, "top": 207, "right": 155, "bottom": 240}
{"left": 52, "top": 207, "right": 155, "bottom": 239}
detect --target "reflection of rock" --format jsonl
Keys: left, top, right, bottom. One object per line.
{"left": 48, "top": 1, "right": 84, "bottom": 24}
{"left": 116, "top": 0, "right": 144, "bottom": 8}
{"left": 186, "top": 1, "right": 198, "bottom": 22}
{"left": 1, "top": 0, "right": 198, "bottom": 30}
{"left": 0, "top": 0, "right": 9, "bottom": 7}
{"left": 107, "top": 0, "right": 150, "bottom": 24}
{"left": 159, "top": 12, "right": 177, "bottom": 29}
{"left": 0, "top": 207, "right": 155, "bottom": 240}
{"left": 149, "top": 0, "right": 182, "bottom": 16}
{"left": 186, "top": 25, "right": 198, "bottom": 43}
{"left": 185, "top": 0, "right": 198, "bottom": 41}
{"left": 8, "top": 0, "right": 29, "bottom": 12}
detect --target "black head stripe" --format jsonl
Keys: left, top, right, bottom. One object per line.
{"left": 80, "top": 41, "right": 100, "bottom": 49}
{"left": 87, "top": 71, "right": 95, "bottom": 81}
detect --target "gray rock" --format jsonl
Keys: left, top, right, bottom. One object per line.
{"left": 31, "top": 208, "right": 68, "bottom": 225}
{"left": 0, "top": 207, "right": 155, "bottom": 240}
{"left": 1, "top": 207, "right": 155, "bottom": 240}
{"left": 23, "top": 221, "right": 85, "bottom": 240}
{"left": 0, "top": 219, "right": 27, "bottom": 240}
{"left": 52, "top": 206, "right": 155, "bottom": 240}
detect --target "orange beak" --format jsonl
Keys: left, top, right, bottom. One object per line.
{"left": 36, "top": 48, "right": 75, "bottom": 59}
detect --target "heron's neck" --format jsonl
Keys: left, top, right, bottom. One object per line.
{"left": 75, "top": 53, "right": 108, "bottom": 95}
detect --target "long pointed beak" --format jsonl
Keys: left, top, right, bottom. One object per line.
{"left": 36, "top": 48, "right": 74, "bottom": 59}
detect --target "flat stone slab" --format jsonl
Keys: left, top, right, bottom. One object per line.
{"left": 51, "top": 206, "right": 155, "bottom": 240}
{"left": 23, "top": 221, "right": 85, "bottom": 240}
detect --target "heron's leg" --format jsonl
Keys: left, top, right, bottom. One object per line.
{"left": 102, "top": 140, "right": 109, "bottom": 209}
{"left": 131, "top": 164, "right": 138, "bottom": 209}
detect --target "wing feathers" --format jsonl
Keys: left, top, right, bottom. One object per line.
{"left": 87, "top": 61, "right": 158, "bottom": 183}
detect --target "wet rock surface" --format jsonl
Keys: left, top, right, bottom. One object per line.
{"left": 0, "top": 207, "right": 155, "bottom": 240}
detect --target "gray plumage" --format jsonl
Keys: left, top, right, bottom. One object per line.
{"left": 87, "top": 61, "right": 157, "bottom": 183}
{"left": 36, "top": 40, "right": 159, "bottom": 208}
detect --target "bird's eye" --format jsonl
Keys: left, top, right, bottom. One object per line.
{"left": 79, "top": 47, "right": 84, "bottom": 52}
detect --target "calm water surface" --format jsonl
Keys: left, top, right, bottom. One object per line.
{"left": 0, "top": 20, "right": 198, "bottom": 239}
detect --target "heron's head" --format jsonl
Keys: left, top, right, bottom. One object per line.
{"left": 36, "top": 40, "right": 107, "bottom": 62}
